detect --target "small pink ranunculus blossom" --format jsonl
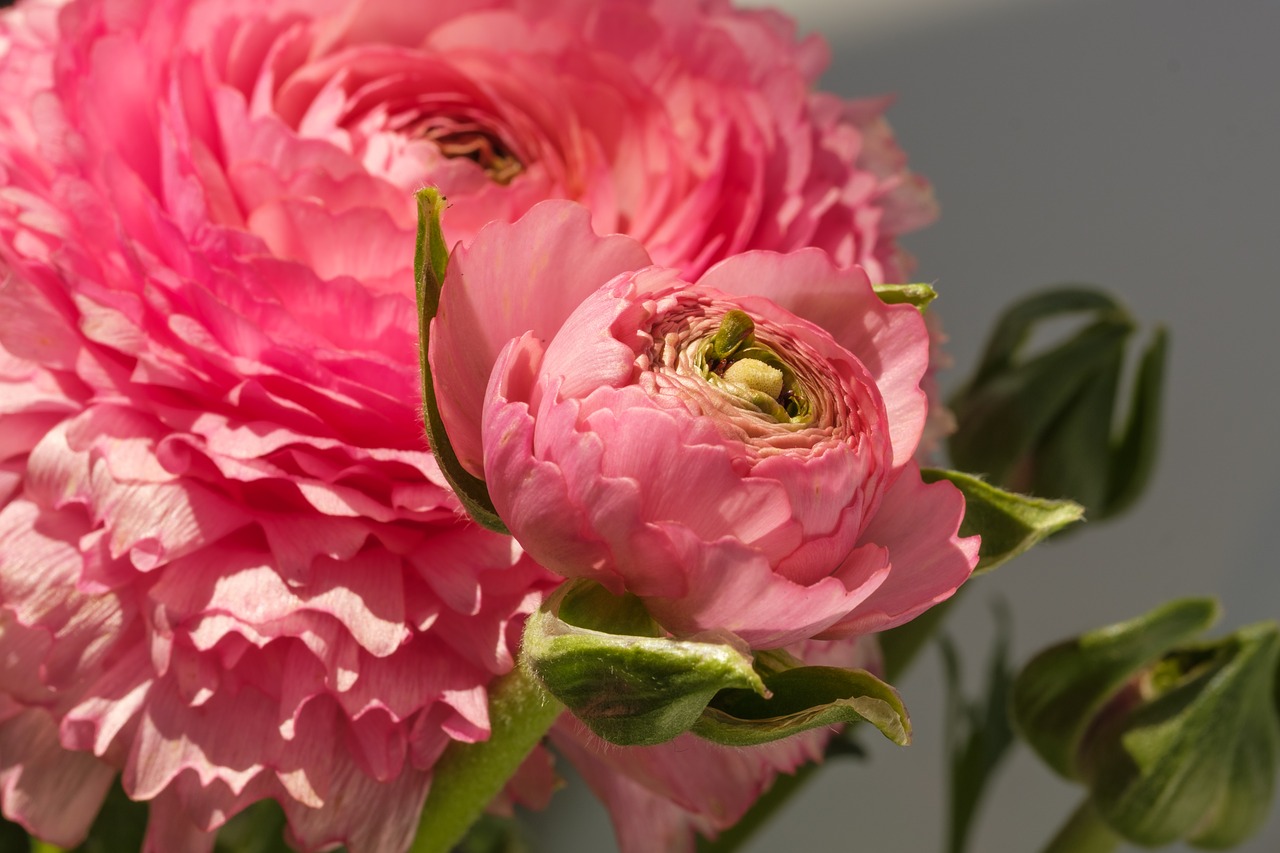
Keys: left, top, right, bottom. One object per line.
{"left": 434, "top": 201, "right": 978, "bottom": 649}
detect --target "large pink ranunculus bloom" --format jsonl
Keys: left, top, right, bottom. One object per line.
{"left": 434, "top": 201, "right": 978, "bottom": 649}
{"left": 0, "top": 0, "right": 940, "bottom": 847}
{"left": 0, "top": 0, "right": 562, "bottom": 849}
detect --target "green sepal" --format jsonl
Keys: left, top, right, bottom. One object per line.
{"left": 414, "top": 188, "right": 508, "bottom": 534}
{"left": 948, "top": 286, "right": 1166, "bottom": 521}
{"left": 693, "top": 664, "right": 909, "bottom": 748}
{"left": 921, "top": 468, "right": 1084, "bottom": 573}
{"left": 522, "top": 580, "right": 766, "bottom": 746}
{"left": 873, "top": 282, "right": 937, "bottom": 309}
{"left": 1012, "top": 597, "right": 1219, "bottom": 780}
{"left": 1084, "top": 622, "right": 1280, "bottom": 848}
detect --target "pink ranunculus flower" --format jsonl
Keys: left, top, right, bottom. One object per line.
{"left": 434, "top": 201, "right": 978, "bottom": 650}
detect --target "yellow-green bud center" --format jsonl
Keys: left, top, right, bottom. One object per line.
{"left": 724, "top": 358, "right": 785, "bottom": 399}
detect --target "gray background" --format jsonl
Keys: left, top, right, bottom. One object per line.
{"left": 529, "top": 1, "right": 1280, "bottom": 850}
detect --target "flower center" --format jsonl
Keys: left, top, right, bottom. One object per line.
{"left": 698, "top": 310, "right": 812, "bottom": 424}
{"left": 422, "top": 118, "right": 523, "bottom": 185}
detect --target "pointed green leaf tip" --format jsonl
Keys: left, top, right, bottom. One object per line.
{"left": 948, "top": 286, "right": 1167, "bottom": 522}
{"left": 1013, "top": 599, "right": 1280, "bottom": 849}
{"left": 522, "top": 580, "right": 766, "bottom": 746}
{"left": 922, "top": 468, "right": 1084, "bottom": 573}
{"left": 693, "top": 663, "right": 911, "bottom": 748}
{"left": 414, "top": 188, "right": 508, "bottom": 533}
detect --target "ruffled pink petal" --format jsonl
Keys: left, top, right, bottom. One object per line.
{"left": 822, "top": 465, "right": 978, "bottom": 637}
{"left": 0, "top": 707, "right": 116, "bottom": 848}
{"left": 431, "top": 200, "right": 650, "bottom": 477}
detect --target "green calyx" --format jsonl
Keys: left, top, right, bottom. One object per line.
{"left": 699, "top": 311, "right": 811, "bottom": 424}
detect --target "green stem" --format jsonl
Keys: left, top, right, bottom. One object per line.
{"left": 409, "top": 664, "right": 563, "bottom": 853}
{"left": 1040, "top": 799, "right": 1120, "bottom": 853}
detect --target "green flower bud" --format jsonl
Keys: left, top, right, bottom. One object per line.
{"left": 1013, "top": 599, "right": 1280, "bottom": 849}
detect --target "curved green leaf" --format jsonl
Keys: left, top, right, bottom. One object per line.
{"left": 523, "top": 581, "right": 765, "bottom": 746}
{"left": 693, "top": 665, "right": 909, "bottom": 747}
{"left": 414, "top": 188, "right": 508, "bottom": 534}
{"left": 922, "top": 468, "right": 1084, "bottom": 573}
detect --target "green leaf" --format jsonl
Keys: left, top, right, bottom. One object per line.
{"left": 921, "top": 468, "right": 1084, "bottom": 573}
{"left": 1085, "top": 622, "right": 1280, "bottom": 848}
{"left": 0, "top": 816, "right": 31, "bottom": 853}
{"left": 948, "top": 286, "right": 1166, "bottom": 522}
{"left": 1011, "top": 598, "right": 1220, "bottom": 780}
{"left": 942, "top": 601, "right": 1016, "bottom": 853}
{"left": 1105, "top": 326, "right": 1168, "bottom": 517}
{"left": 693, "top": 665, "right": 909, "bottom": 747}
{"left": 523, "top": 581, "right": 765, "bottom": 746}
{"left": 965, "top": 288, "right": 1127, "bottom": 390}
{"left": 70, "top": 778, "right": 147, "bottom": 853}
{"left": 454, "top": 815, "right": 531, "bottom": 853}
{"left": 873, "top": 282, "right": 937, "bottom": 309}
{"left": 414, "top": 188, "right": 508, "bottom": 534}
{"left": 214, "top": 799, "right": 300, "bottom": 853}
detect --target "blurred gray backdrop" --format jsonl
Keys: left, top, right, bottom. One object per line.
{"left": 528, "top": 1, "right": 1280, "bottom": 850}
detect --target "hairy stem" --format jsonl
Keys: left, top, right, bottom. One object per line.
{"left": 409, "top": 665, "right": 563, "bottom": 853}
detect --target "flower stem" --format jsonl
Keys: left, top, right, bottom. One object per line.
{"left": 29, "top": 841, "right": 66, "bottom": 853}
{"left": 1040, "top": 799, "right": 1120, "bottom": 853}
{"left": 409, "top": 664, "right": 563, "bottom": 853}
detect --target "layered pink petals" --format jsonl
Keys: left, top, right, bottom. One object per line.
{"left": 470, "top": 221, "right": 978, "bottom": 648}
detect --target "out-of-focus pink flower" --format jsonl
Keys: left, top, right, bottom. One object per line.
{"left": 434, "top": 201, "right": 977, "bottom": 650}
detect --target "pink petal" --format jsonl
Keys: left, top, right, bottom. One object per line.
{"left": 431, "top": 200, "right": 650, "bottom": 477}
{"left": 822, "top": 465, "right": 978, "bottom": 637}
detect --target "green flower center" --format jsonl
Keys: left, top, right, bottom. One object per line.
{"left": 697, "top": 310, "right": 812, "bottom": 424}
{"left": 423, "top": 120, "right": 523, "bottom": 185}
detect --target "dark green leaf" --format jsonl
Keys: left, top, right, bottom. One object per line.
{"left": 948, "top": 285, "right": 1166, "bottom": 523}
{"left": 214, "top": 799, "right": 302, "bottom": 853}
{"left": 693, "top": 665, "right": 909, "bottom": 747}
{"left": 414, "top": 188, "right": 508, "bottom": 534}
{"left": 454, "top": 815, "right": 531, "bottom": 853}
{"left": 1105, "top": 326, "right": 1168, "bottom": 517}
{"left": 70, "top": 778, "right": 147, "bottom": 853}
{"left": 921, "top": 469, "right": 1084, "bottom": 573}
